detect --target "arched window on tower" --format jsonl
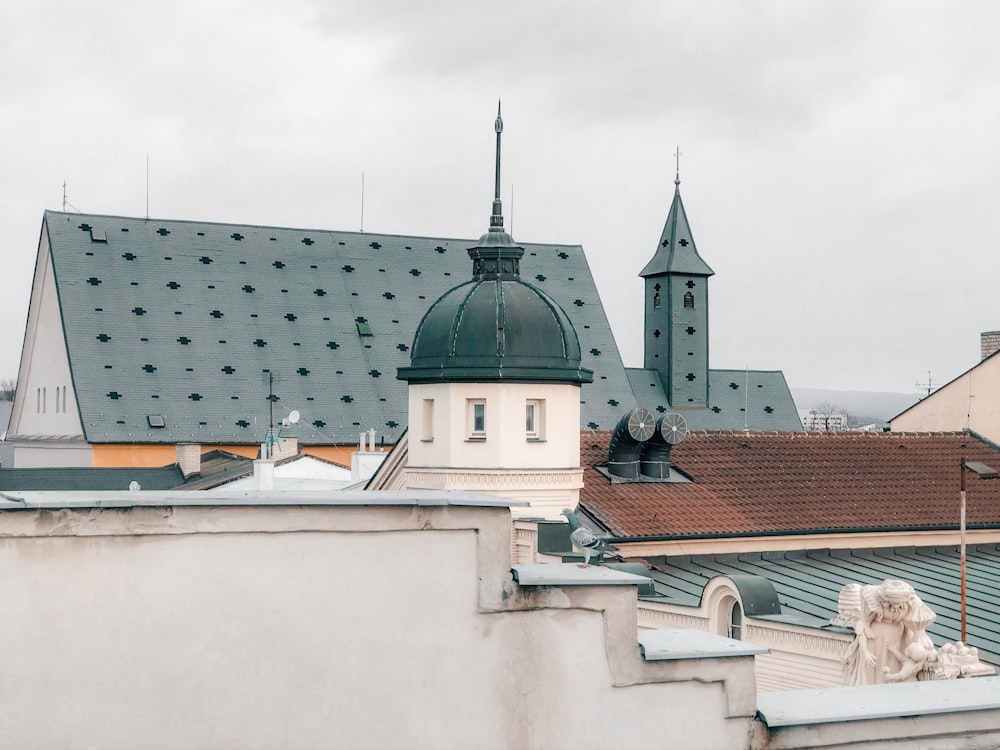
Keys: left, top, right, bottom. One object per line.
{"left": 683, "top": 291, "right": 695, "bottom": 309}
{"left": 653, "top": 292, "right": 661, "bottom": 310}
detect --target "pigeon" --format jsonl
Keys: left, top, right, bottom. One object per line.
{"left": 561, "top": 508, "right": 618, "bottom": 567}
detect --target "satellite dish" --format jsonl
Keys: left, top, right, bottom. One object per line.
{"left": 287, "top": 410, "right": 300, "bottom": 425}
{"left": 128, "top": 480, "right": 141, "bottom": 492}
{"left": 660, "top": 413, "right": 688, "bottom": 445}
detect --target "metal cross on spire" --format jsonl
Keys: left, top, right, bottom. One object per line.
{"left": 674, "top": 145, "right": 683, "bottom": 185}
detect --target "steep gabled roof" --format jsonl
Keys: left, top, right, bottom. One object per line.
{"left": 40, "top": 211, "right": 635, "bottom": 445}
{"left": 639, "top": 180, "right": 714, "bottom": 278}
{"left": 625, "top": 368, "right": 802, "bottom": 431}
{"left": 580, "top": 430, "right": 1000, "bottom": 539}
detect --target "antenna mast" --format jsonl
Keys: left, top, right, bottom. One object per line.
{"left": 916, "top": 370, "right": 937, "bottom": 398}
{"left": 360, "top": 172, "right": 365, "bottom": 232}
{"left": 62, "top": 181, "right": 67, "bottom": 211}
{"left": 146, "top": 153, "right": 150, "bottom": 220}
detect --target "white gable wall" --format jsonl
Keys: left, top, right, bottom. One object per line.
{"left": 891, "top": 354, "right": 1000, "bottom": 443}
{"left": 7, "top": 224, "right": 87, "bottom": 465}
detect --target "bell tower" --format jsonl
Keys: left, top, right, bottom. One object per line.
{"left": 639, "top": 157, "right": 714, "bottom": 409}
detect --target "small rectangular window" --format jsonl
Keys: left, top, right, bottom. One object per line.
{"left": 421, "top": 399, "right": 434, "bottom": 442}
{"left": 526, "top": 399, "right": 545, "bottom": 440}
{"left": 468, "top": 399, "right": 486, "bottom": 439}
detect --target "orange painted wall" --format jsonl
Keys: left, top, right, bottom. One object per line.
{"left": 91, "top": 444, "right": 177, "bottom": 468}
{"left": 92, "top": 443, "right": 263, "bottom": 468}
{"left": 90, "top": 443, "right": 389, "bottom": 468}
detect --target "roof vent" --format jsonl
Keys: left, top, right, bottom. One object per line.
{"left": 607, "top": 409, "right": 654, "bottom": 479}
{"left": 639, "top": 413, "right": 688, "bottom": 479}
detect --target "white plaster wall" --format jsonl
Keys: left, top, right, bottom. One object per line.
{"left": 407, "top": 381, "right": 581, "bottom": 469}
{"left": 0, "top": 505, "right": 752, "bottom": 750}
{"left": 9, "top": 227, "right": 83, "bottom": 443}
{"left": 891, "top": 356, "right": 1000, "bottom": 443}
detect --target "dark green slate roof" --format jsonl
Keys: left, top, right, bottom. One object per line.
{"left": 639, "top": 180, "right": 715, "bottom": 278}
{"left": 625, "top": 368, "right": 803, "bottom": 431}
{"left": 0, "top": 449, "right": 252, "bottom": 490}
{"left": 0, "top": 466, "right": 185, "bottom": 491}
{"left": 42, "top": 211, "right": 632, "bottom": 445}
{"left": 643, "top": 546, "right": 1000, "bottom": 668}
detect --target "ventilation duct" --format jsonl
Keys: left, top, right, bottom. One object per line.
{"left": 639, "top": 421, "right": 671, "bottom": 479}
{"left": 607, "top": 408, "right": 654, "bottom": 479}
{"left": 639, "top": 413, "right": 688, "bottom": 478}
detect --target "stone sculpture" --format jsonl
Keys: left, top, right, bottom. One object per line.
{"left": 834, "top": 578, "right": 994, "bottom": 685}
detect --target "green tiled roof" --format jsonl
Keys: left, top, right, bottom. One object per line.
{"left": 43, "top": 211, "right": 634, "bottom": 445}
{"left": 625, "top": 368, "right": 803, "bottom": 431}
{"left": 644, "top": 546, "right": 1000, "bottom": 668}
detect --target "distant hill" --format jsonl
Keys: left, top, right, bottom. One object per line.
{"left": 790, "top": 388, "right": 921, "bottom": 425}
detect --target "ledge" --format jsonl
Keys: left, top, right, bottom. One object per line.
{"left": 757, "top": 676, "right": 1000, "bottom": 727}
{"left": 511, "top": 563, "right": 649, "bottom": 587}
{"left": 0, "top": 489, "right": 529, "bottom": 510}
{"left": 639, "top": 629, "right": 769, "bottom": 661}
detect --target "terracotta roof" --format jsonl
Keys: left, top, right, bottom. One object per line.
{"left": 580, "top": 430, "right": 1000, "bottom": 539}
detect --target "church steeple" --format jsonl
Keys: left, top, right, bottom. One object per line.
{"left": 640, "top": 157, "right": 714, "bottom": 409}
{"left": 639, "top": 170, "right": 714, "bottom": 279}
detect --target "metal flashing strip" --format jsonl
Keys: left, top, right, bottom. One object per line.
{"left": 0, "top": 490, "right": 527, "bottom": 510}
{"left": 638, "top": 628, "right": 768, "bottom": 661}
{"left": 757, "top": 676, "right": 1000, "bottom": 727}
{"left": 510, "top": 563, "right": 648, "bottom": 587}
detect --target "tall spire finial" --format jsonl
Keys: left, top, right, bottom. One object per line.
{"left": 491, "top": 100, "right": 504, "bottom": 230}
{"left": 674, "top": 145, "right": 682, "bottom": 186}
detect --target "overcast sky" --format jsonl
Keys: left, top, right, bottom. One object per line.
{"left": 2, "top": 1, "right": 998, "bottom": 394}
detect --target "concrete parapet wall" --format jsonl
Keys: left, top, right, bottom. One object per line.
{"left": 0, "top": 496, "right": 756, "bottom": 750}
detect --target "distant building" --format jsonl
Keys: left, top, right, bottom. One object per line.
{"left": 799, "top": 408, "right": 849, "bottom": 430}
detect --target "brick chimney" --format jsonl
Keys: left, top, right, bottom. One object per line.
{"left": 176, "top": 443, "right": 201, "bottom": 478}
{"left": 981, "top": 331, "right": 1000, "bottom": 360}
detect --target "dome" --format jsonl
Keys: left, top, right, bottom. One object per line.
{"left": 397, "top": 262, "right": 593, "bottom": 385}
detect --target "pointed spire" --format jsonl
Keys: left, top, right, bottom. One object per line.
{"left": 469, "top": 100, "right": 523, "bottom": 278}
{"left": 639, "top": 162, "right": 714, "bottom": 278}
{"left": 490, "top": 100, "right": 504, "bottom": 232}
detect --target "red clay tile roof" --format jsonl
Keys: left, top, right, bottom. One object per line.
{"left": 579, "top": 430, "right": 1000, "bottom": 539}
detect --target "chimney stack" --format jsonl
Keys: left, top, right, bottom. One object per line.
{"left": 176, "top": 443, "right": 201, "bottom": 478}
{"left": 981, "top": 331, "right": 1000, "bottom": 360}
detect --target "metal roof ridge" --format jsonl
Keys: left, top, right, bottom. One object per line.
{"left": 43, "top": 209, "right": 582, "bottom": 249}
